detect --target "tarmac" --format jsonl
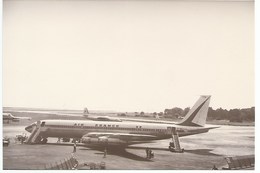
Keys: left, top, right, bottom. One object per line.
{"left": 2, "top": 123, "right": 254, "bottom": 170}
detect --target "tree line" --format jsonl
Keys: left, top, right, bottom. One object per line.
{"left": 163, "top": 107, "right": 255, "bottom": 122}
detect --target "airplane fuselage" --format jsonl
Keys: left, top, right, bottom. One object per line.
{"left": 26, "top": 119, "right": 211, "bottom": 141}
{"left": 3, "top": 113, "right": 31, "bottom": 123}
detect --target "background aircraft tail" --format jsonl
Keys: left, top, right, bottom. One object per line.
{"left": 83, "top": 108, "right": 89, "bottom": 117}
{"left": 177, "top": 95, "right": 211, "bottom": 127}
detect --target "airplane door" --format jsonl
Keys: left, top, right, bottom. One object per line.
{"left": 36, "top": 121, "right": 41, "bottom": 128}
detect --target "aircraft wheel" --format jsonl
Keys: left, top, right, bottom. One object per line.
{"left": 41, "top": 138, "right": 48, "bottom": 144}
{"left": 169, "top": 146, "right": 174, "bottom": 152}
{"left": 35, "top": 136, "right": 42, "bottom": 143}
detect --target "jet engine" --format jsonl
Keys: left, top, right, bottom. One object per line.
{"left": 81, "top": 135, "right": 126, "bottom": 146}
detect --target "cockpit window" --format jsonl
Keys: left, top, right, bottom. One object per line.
{"left": 41, "top": 122, "right": 45, "bottom": 127}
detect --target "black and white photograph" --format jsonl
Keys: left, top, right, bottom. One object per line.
{"left": 2, "top": 0, "right": 255, "bottom": 170}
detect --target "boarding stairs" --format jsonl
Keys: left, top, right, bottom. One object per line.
{"left": 169, "top": 127, "right": 184, "bottom": 153}
{"left": 26, "top": 122, "right": 42, "bottom": 144}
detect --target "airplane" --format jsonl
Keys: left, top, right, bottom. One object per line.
{"left": 3, "top": 113, "right": 32, "bottom": 123}
{"left": 24, "top": 95, "right": 218, "bottom": 152}
{"left": 4, "top": 107, "right": 123, "bottom": 122}
{"left": 83, "top": 108, "right": 122, "bottom": 122}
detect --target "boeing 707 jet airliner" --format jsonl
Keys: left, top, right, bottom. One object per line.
{"left": 25, "top": 96, "right": 217, "bottom": 152}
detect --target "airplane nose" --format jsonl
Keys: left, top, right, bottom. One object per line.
{"left": 81, "top": 137, "right": 87, "bottom": 142}
{"left": 25, "top": 125, "right": 32, "bottom": 133}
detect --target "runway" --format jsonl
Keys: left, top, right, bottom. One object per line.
{"left": 3, "top": 124, "right": 254, "bottom": 170}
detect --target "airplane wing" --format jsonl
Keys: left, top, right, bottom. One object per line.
{"left": 85, "top": 132, "right": 157, "bottom": 139}
{"left": 82, "top": 132, "right": 158, "bottom": 145}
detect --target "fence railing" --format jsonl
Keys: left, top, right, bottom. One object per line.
{"left": 222, "top": 155, "right": 254, "bottom": 170}
{"left": 44, "top": 155, "right": 78, "bottom": 170}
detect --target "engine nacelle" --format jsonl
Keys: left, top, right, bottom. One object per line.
{"left": 81, "top": 135, "right": 126, "bottom": 146}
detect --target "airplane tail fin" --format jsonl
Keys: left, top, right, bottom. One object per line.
{"left": 177, "top": 95, "right": 211, "bottom": 127}
{"left": 83, "top": 108, "right": 89, "bottom": 117}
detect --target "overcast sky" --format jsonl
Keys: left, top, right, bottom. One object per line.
{"left": 3, "top": 0, "right": 254, "bottom": 112}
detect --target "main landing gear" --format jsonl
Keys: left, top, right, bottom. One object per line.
{"left": 34, "top": 136, "right": 48, "bottom": 144}
{"left": 41, "top": 138, "right": 48, "bottom": 144}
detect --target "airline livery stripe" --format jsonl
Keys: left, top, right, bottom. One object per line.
{"left": 44, "top": 124, "right": 168, "bottom": 132}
